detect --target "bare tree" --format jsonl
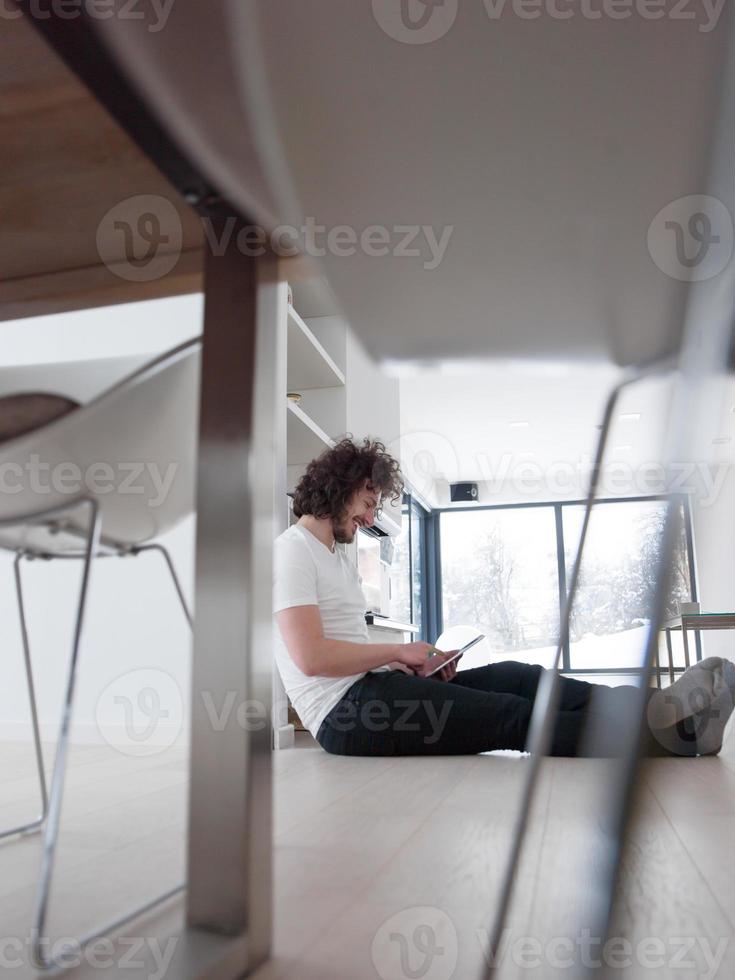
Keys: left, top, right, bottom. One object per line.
{"left": 443, "top": 525, "right": 523, "bottom": 649}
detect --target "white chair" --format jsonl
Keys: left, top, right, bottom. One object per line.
{"left": 0, "top": 337, "right": 200, "bottom": 967}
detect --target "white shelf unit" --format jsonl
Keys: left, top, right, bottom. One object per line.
{"left": 274, "top": 293, "right": 348, "bottom": 749}
{"left": 274, "top": 283, "right": 403, "bottom": 748}
{"left": 287, "top": 305, "right": 345, "bottom": 390}
{"left": 285, "top": 302, "right": 345, "bottom": 479}
{"left": 286, "top": 398, "right": 334, "bottom": 465}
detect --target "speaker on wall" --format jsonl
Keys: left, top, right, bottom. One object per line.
{"left": 450, "top": 482, "right": 479, "bottom": 502}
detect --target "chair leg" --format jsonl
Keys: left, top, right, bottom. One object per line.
{"left": 31, "top": 517, "right": 189, "bottom": 969}
{"left": 665, "top": 628, "right": 675, "bottom": 685}
{"left": 30, "top": 499, "right": 101, "bottom": 969}
{"left": 482, "top": 360, "right": 675, "bottom": 977}
{"left": 130, "top": 543, "right": 193, "bottom": 629}
{"left": 0, "top": 553, "right": 49, "bottom": 842}
{"left": 682, "top": 624, "right": 691, "bottom": 669}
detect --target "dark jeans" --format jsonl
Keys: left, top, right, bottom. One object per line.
{"left": 316, "top": 662, "right": 693, "bottom": 758}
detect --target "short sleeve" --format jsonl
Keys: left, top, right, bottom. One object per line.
{"left": 273, "top": 534, "right": 318, "bottom": 612}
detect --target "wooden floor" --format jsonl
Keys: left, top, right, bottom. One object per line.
{"left": 1, "top": 726, "right": 734, "bottom": 979}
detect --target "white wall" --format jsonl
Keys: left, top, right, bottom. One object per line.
{"left": 346, "top": 330, "right": 401, "bottom": 451}
{"left": 0, "top": 518, "right": 195, "bottom": 746}
{"left": 0, "top": 296, "right": 201, "bottom": 746}
{"left": 346, "top": 330, "right": 402, "bottom": 529}
{"left": 691, "top": 464, "right": 735, "bottom": 661}
{"left": 1, "top": 295, "right": 203, "bottom": 365}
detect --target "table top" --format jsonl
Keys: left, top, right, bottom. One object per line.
{"left": 663, "top": 613, "right": 735, "bottom": 630}
{"left": 0, "top": 15, "right": 202, "bottom": 323}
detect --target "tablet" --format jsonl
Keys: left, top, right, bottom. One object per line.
{"left": 424, "top": 634, "right": 486, "bottom": 677}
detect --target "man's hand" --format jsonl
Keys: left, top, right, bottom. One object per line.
{"left": 420, "top": 650, "right": 462, "bottom": 682}
{"left": 386, "top": 661, "right": 414, "bottom": 674}
{"left": 394, "top": 641, "right": 440, "bottom": 673}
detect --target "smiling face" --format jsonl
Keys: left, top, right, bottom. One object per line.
{"left": 332, "top": 479, "right": 382, "bottom": 545}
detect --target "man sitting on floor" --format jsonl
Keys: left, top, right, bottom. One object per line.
{"left": 274, "top": 437, "right": 735, "bottom": 758}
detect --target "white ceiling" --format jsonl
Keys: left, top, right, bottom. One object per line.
{"left": 397, "top": 360, "right": 735, "bottom": 506}
{"left": 291, "top": 272, "right": 735, "bottom": 507}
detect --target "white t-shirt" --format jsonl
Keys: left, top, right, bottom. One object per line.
{"left": 273, "top": 523, "right": 388, "bottom": 738}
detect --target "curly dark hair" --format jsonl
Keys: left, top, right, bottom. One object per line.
{"left": 292, "top": 436, "right": 403, "bottom": 522}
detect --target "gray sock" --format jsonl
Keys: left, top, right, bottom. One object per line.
{"left": 695, "top": 660, "right": 735, "bottom": 755}
{"left": 647, "top": 658, "right": 735, "bottom": 756}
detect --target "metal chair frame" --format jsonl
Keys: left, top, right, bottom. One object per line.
{"left": 1, "top": 496, "right": 192, "bottom": 970}
{"left": 483, "top": 359, "right": 675, "bottom": 976}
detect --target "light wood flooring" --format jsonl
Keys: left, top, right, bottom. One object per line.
{"left": 1, "top": 726, "right": 734, "bottom": 979}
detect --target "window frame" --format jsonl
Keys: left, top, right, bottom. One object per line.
{"left": 401, "top": 492, "right": 432, "bottom": 640}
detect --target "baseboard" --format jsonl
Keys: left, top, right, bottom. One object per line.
{"left": 0, "top": 720, "right": 187, "bottom": 748}
{"left": 273, "top": 723, "right": 295, "bottom": 749}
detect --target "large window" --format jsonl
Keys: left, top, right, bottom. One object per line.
{"left": 437, "top": 497, "right": 696, "bottom": 674}
{"left": 440, "top": 507, "right": 560, "bottom": 666}
{"left": 387, "top": 495, "right": 427, "bottom": 635}
{"left": 387, "top": 502, "right": 411, "bottom": 624}
{"left": 563, "top": 500, "right": 692, "bottom": 670}
{"left": 409, "top": 499, "right": 425, "bottom": 636}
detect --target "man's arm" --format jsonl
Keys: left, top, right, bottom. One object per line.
{"left": 275, "top": 605, "right": 432, "bottom": 677}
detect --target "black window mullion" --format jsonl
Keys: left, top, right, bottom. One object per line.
{"left": 406, "top": 496, "right": 414, "bottom": 627}
{"left": 554, "top": 504, "right": 570, "bottom": 671}
{"left": 425, "top": 509, "right": 442, "bottom": 642}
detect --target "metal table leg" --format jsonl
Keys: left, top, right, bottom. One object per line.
{"left": 186, "top": 225, "right": 279, "bottom": 972}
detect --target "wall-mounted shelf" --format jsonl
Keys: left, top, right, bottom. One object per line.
{"left": 373, "top": 509, "right": 402, "bottom": 538}
{"left": 290, "top": 276, "right": 341, "bottom": 319}
{"left": 287, "top": 305, "right": 345, "bottom": 390}
{"left": 365, "top": 614, "right": 419, "bottom": 634}
{"left": 287, "top": 399, "right": 334, "bottom": 465}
